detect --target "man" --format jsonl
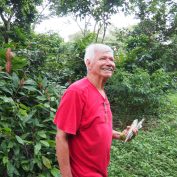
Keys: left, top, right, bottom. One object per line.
{"left": 54, "top": 44, "right": 137, "bottom": 177}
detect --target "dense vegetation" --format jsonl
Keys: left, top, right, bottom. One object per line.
{"left": 110, "top": 93, "right": 177, "bottom": 177}
{"left": 0, "top": 0, "right": 177, "bottom": 176}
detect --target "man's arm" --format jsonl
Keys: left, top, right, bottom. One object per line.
{"left": 55, "top": 128, "right": 73, "bottom": 177}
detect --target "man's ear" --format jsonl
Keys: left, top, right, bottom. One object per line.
{"left": 85, "top": 59, "right": 91, "bottom": 69}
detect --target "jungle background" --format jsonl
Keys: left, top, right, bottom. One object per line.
{"left": 0, "top": 0, "right": 177, "bottom": 176}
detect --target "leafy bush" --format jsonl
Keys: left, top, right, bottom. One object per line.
{"left": 54, "top": 33, "right": 96, "bottom": 84}
{"left": 106, "top": 68, "right": 172, "bottom": 127}
{"left": 111, "top": 28, "right": 177, "bottom": 74}
{"left": 0, "top": 71, "right": 63, "bottom": 177}
{"left": 12, "top": 33, "right": 63, "bottom": 79}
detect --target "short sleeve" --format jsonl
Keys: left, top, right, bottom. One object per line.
{"left": 54, "top": 89, "right": 84, "bottom": 135}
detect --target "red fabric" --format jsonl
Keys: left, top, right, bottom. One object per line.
{"left": 54, "top": 78, "right": 113, "bottom": 177}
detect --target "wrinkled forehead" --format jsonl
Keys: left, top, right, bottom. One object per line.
{"left": 95, "top": 49, "right": 114, "bottom": 57}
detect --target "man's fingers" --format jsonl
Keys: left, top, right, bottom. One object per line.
{"left": 133, "top": 128, "right": 138, "bottom": 136}
{"left": 126, "top": 126, "right": 130, "bottom": 129}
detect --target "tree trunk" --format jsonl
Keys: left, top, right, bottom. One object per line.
{"left": 95, "top": 22, "right": 102, "bottom": 42}
{"left": 0, "top": 11, "right": 13, "bottom": 44}
{"left": 3, "top": 21, "right": 10, "bottom": 43}
{"left": 101, "top": 23, "right": 107, "bottom": 43}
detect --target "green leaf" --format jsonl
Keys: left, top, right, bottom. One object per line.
{"left": 8, "top": 141, "right": 14, "bottom": 149}
{"left": 15, "top": 135, "right": 24, "bottom": 145}
{"left": 42, "top": 156, "right": 52, "bottom": 169}
{"left": 18, "top": 108, "right": 28, "bottom": 117}
{"left": 41, "top": 77, "right": 48, "bottom": 88}
{"left": 34, "top": 143, "right": 41, "bottom": 155}
{"left": 24, "top": 79, "right": 37, "bottom": 86}
{"left": 7, "top": 162, "right": 15, "bottom": 176}
{"left": 3, "top": 127, "right": 12, "bottom": 133}
{"left": 19, "top": 103, "right": 29, "bottom": 110}
{"left": 12, "top": 72, "right": 20, "bottom": 89}
{"left": 50, "top": 107, "right": 56, "bottom": 112}
{"left": 34, "top": 158, "right": 42, "bottom": 169}
{"left": 0, "top": 87, "right": 13, "bottom": 95}
{"left": 38, "top": 175, "right": 45, "bottom": 177}
{"left": 23, "top": 109, "right": 36, "bottom": 123}
{"left": 37, "top": 131, "right": 47, "bottom": 138}
{"left": 0, "top": 96, "right": 14, "bottom": 103}
{"left": 44, "top": 103, "right": 50, "bottom": 108}
{"left": 40, "top": 140, "right": 49, "bottom": 147}
{"left": 36, "top": 95, "right": 47, "bottom": 101}
{"left": 22, "top": 163, "right": 30, "bottom": 172}
{"left": 23, "top": 85, "right": 38, "bottom": 91}
{"left": 0, "top": 80, "right": 5, "bottom": 87}
{"left": 7, "top": 162, "right": 19, "bottom": 176}
{"left": 3, "top": 156, "right": 9, "bottom": 165}
{"left": 51, "top": 168, "right": 60, "bottom": 177}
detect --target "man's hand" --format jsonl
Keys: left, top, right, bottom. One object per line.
{"left": 123, "top": 126, "right": 138, "bottom": 141}
{"left": 112, "top": 130, "right": 121, "bottom": 139}
{"left": 112, "top": 127, "right": 138, "bottom": 142}
{"left": 112, "top": 130, "right": 127, "bottom": 141}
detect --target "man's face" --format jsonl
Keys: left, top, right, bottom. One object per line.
{"left": 86, "top": 50, "right": 115, "bottom": 79}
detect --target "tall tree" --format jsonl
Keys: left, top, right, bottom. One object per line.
{"left": 0, "top": 0, "right": 43, "bottom": 44}
{"left": 49, "top": 0, "right": 126, "bottom": 42}
{"left": 121, "top": 0, "right": 177, "bottom": 72}
{"left": 130, "top": 0, "right": 177, "bottom": 42}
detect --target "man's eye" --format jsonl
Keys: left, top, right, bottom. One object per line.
{"left": 108, "top": 57, "right": 114, "bottom": 61}
{"left": 100, "top": 58, "right": 106, "bottom": 60}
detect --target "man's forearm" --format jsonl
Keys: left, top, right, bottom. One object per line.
{"left": 56, "top": 130, "right": 73, "bottom": 177}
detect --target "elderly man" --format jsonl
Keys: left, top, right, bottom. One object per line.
{"left": 54, "top": 44, "right": 136, "bottom": 177}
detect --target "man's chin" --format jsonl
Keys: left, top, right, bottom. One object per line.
{"left": 102, "top": 74, "right": 113, "bottom": 79}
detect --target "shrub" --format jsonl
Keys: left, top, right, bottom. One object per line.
{"left": 106, "top": 68, "right": 172, "bottom": 128}
{"left": 0, "top": 71, "right": 63, "bottom": 177}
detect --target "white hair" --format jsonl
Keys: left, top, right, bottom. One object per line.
{"left": 84, "top": 43, "right": 114, "bottom": 64}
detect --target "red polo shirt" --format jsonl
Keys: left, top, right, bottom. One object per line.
{"left": 54, "top": 78, "right": 113, "bottom": 177}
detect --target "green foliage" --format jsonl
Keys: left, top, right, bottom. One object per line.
{"left": 0, "top": 1, "right": 176, "bottom": 176}
{"left": 0, "top": 0, "right": 42, "bottom": 28}
{"left": 112, "top": 30, "right": 177, "bottom": 73}
{"left": 9, "top": 26, "right": 29, "bottom": 45}
{"left": 0, "top": 0, "right": 42, "bottom": 44}
{"left": 109, "top": 93, "right": 177, "bottom": 177}
{"left": 50, "top": 0, "right": 128, "bottom": 42}
{"left": 42, "top": 33, "right": 96, "bottom": 85}
{"left": 130, "top": 0, "right": 177, "bottom": 40}
{"left": 110, "top": 121, "right": 177, "bottom": 177}
{"left": 129, "top": 31, "right": 176, "bottom": 72}
{"left": 11, "top": 33, "right": 64, "bottom": 79}
{"left": 122, "top": 0, "right": 177, "bottom": 72}
{"left": 30, "top": 33, "right": 64, "bottom": 82}
{"left": 0, "top": 48, "right": 28, "bottom": 73}
{"left": 50, "top": 0, "right": 124, "bottom": 21}
{"left": 0, "top": 71, "right": 63, "bottom": 176}
{"left": 108, "top": 0, "right": 177, "bottom": 73}
{"left": 61, "top": 33, "right": 96, "bottom": 82}
{"left": 106, "top": 68, "right": 172, "bottom": 127}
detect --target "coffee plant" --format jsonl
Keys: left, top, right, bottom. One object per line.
{"left": 0, "top": 51, "right": 64, "bottom": 176}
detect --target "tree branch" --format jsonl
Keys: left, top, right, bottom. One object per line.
{"left": 72, "top": 16, "right": 85, "bottom": 36}
{"left": 0, "top": 11, "right": 7, "bottom": 24}
{"left": 32, "top": 0, "right": 52, "bottom": 28}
